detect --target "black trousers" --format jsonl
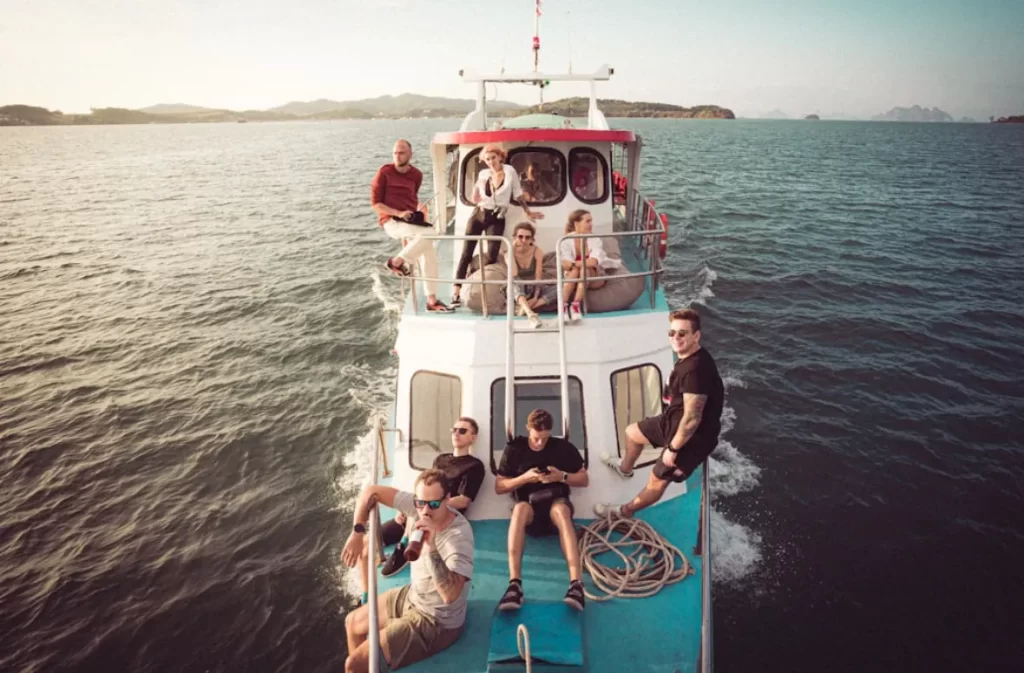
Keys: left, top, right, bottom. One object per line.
{"left": 456, "top": 209, "right": 506, "bottom": 282}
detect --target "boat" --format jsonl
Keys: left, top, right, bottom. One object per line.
{"left": 360, "top": 7, "right": 711, "bottom": 672}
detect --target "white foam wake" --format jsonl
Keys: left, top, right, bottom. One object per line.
{"left": 710, "top": 507, "right": 764, "bottom": 583}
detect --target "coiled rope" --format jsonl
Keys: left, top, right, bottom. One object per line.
{"left": 577, "top": 514, "right": 693, "bottom": 600}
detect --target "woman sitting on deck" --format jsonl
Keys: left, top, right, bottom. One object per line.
{"left": 559, "top": 209, "right": 622, "bottom": 322}
{"left": 503, "top": 222, "right": 557, "bottom": 329}
{"left": 451, "top": 145, "right": 542, "bottom": 307}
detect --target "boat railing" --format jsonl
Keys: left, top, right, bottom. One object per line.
{"left": 366, "top": 415, "right": 385, "bottom": 673}
{"left": 699, "top": 458, "right": 713, "bottom": 673}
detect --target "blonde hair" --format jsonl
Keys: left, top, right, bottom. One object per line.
{"left": 480, "top": 144, "right": 507, "bottom": 163}
{"left": 565, "top": 209, "right": 590, "bottom": 234}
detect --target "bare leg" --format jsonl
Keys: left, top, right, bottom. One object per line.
{"left": 549, "top": 501, "right": 582, "bottom": 581}
{"left": 620, "top": 470, "right": 672, "bottom": 518}
{"left": 562, "top": 267, "right": 579, "bottom": 304}
{"left": 508, "top": 502, "right": 534, "bottom": 580}
{"left": 621, "top": 422, "right": 649, "bottom": 473}
{"left": 344, "top": 627, "right": 393, "bottom": 673}
{"left": 344, "top": 592, "right": 390, "bottom": 658}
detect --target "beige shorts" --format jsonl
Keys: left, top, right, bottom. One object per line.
{"left": 383, "top": 585, "right": 464, "bottom": 670}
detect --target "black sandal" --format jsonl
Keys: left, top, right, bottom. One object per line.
{"left": 498, "top": 580, "right": 523, "bottom": 611}
{"left": 426, "top": 300, "right": 454, "bottom": 313}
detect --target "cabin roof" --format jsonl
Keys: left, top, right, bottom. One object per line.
{"left": 432, "top": 127, "right": 636, "bottom": 146}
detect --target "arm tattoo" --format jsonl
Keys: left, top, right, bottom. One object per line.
{"left": 428, "top": 549, "right": 458, "bottom": 594}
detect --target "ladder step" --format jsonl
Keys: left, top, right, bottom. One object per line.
{"left": 514, "top": 326, "right": 562, "bottom": 333}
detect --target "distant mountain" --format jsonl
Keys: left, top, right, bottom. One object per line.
{"left": 139, "top": 103, "right": 219, "bottom": 115}
{"left": 269, "top": 93, "right": 523, "bottom": 117}
{"left": 804, "top": 114, "right": 820, "bottom": 120}
{"left": 993, "top": 115, "right": 1024, "bottom": 124}
{"left": 507, "top": 97, "right": 735, "bottom": 119}
{"left": 872, "top": 105, "right": 953, "bottom": 122}
{"left": 760, "top": 109, "right": 789, "bottom": 119}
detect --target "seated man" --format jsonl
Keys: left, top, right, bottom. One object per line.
{"left": 495, "top": 408, "right": 589, "bottom": 611}
{"left": 341, "top": 469, "right": 474, "bottom": 673}
{"left": 357, "top": 417, "right": 485, "bottom": 597}
{"left": 596, "top": 309, "right": 724, "bottom": 518}
{"left": 371, "top": 138, "right": 452, "bottom": 312}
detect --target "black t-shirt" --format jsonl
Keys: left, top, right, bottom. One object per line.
{"left": 497, "top": 436, "right": 585, "bottom": 502}
{"left": 662, "top": 348, "right": 725, "bottom": 446}
{"left": 433, "top": 453, "right": 486, "bottom": 513}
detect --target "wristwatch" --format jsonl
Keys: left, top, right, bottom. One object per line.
{"left": 666, "top": 445, "right": 681, "bottom": 453}
{"left": 353, "top": 523, "right": 367, "bottom": 534}
{"left": 562, "top": 471, "right": 569, "bottom": 482}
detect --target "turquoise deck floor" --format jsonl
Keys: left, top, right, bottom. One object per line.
{"left": 371, "top": 467, "right": 705, "bottom": 673}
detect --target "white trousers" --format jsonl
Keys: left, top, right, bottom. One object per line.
{"left": 383, "top": 220, "right": 439, "bottom": 296}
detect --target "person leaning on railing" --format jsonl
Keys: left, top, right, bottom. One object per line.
{"left": 451, "top": 144, "right": 542, "bottom": 308}
{"left": 341, "top": 469, "right": 475, "bottom": 673}
{"left": 371, "top": 138, "right": 453, "bottom": 313}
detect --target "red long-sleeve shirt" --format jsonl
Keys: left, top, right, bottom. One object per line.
{"left": 370, "top": 164, "right": 423, "bottom": 226}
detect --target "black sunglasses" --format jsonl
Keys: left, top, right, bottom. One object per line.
{"left": 516, "top": 234, "right": 533, "bottom": 240}
{"left": 413, "top": 498, "right": 444, "bottom": 510}
{"left": 668, "top": 329, "right": 691, "bottom": 337}
{"left": 452, "top": 427, "right": 471, "bottom": 435}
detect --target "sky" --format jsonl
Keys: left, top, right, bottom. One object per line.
{"left": 1, "top": 0, "right": 1022, "bottom": 119}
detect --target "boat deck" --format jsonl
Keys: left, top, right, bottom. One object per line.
{"left": 373, "top": 467, "right": 705, "bottom": 673}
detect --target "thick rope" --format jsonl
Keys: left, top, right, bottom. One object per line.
{"left": 516, "top": 624, "right": 532, "bottom": 673}
{"left": 577, "top": 515, "right": 693, "bottom": 600}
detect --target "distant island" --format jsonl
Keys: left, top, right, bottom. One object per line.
{"left": 0, "top": 93, "right": 734, "bottom": 126}
{"left": 804, "top": 114, "right": 820, "bottom": 120}
{"left": 992, "top": 115, "right": 1024, "bottom": 124}
{"left": 872, "top": 105, "right": 954, "bottom": 122}
{"left": 508, "top": 98, "right": 734, "bottom": 119}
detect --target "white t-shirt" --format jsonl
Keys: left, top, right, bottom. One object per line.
{"left": 558, "top": 236, "right": 623, "bottom": 269}
{"left": 392, "top": 491, "right": 475, "bottom": 629}
{"left": 475, "top": 164, "right": 524, "bottom": 211}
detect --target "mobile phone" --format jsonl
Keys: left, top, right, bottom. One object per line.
{"left": 537, "top": 466, "right": 550, "bottom": 474}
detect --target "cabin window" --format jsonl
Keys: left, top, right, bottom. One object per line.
{"left": 569, "top": 148, "right": 609, "bottom": 204}
{"left": 610, "top": 364, "right": 664, "bottom": 467}
{"left": 409, "top": 371, "right": 463, "bottom": 469}
{"left": 508, "top": 148, "right": 566, "bottom": 206}
{"left": 459, "top": 148, "right": 483, "bottom": 206}
{"left": 489, "top": 376, "right": 587, "bottom": 472}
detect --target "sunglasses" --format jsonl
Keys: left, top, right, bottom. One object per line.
{"left": 516, "top": 234, "right": 533, "bottom": 240}
{"left": 668, "top": 330, "right": 691, "bottom": 338}
{"left": 413, "top": 498, "right": 445, "bottom": 510}
{"left": 451, "top": 427, "right": 471, "bottom": 435}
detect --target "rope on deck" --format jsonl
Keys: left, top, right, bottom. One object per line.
{"left": 516, "top": 624, "right": 532, "bottom": 673}
{"left": 577, "top": 515, "right": 694, "bottom": 600}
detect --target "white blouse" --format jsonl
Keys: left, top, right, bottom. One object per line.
{"left": 474, "top": 165, "right": 524, "bottom": 211}
{"left": 558, "top": 236, "right": 623, "bottom": 269}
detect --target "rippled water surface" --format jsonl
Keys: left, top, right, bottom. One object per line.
{"left": 2, "top": 119, "right": 1023, "bottom": 673}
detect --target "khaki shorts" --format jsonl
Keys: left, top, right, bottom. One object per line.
{"left": 383, "top": 586, "right": 464, "bottom": 670}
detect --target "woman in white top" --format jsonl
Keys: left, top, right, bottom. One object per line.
{"left": 452, "top": 145, "right": 543, "bottom": 307}
{"left": 558, "top": 209, "right": 622, "bottom": 321}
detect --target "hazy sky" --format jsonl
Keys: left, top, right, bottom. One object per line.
{"left": 1, "top": 0, "right": 1022, "bottom": 118}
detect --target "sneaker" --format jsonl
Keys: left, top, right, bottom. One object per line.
{"left": 569, "top": 302, "right": 583, "bottom": 322}
{"left": 600, "top": 451, "right": 634, "bottom": 479}
{"left": 562, "top": 304, "right": 572, "bottom": 324}
{"left": 593, "top": 502, "right": 626, "bottom": 519}
{"left": 380, "top": 544, "right": 409, "bottom": 577}
{"left": 563, "top": 580, "right": 585, "bottom": 611}
{"left": 498, "top": 580, "right": 524, "bottom": 611}
{"left": 384, "top": 258, "right": 411, "bottom": 277}
{"left": 528, "top": 314, "right": 543, "bottom": 329}
{"left": 450, "top": 294, "right": 462, "bottom": 308}
{"left": 426, "top": 300, "right": 454, "bottom": 313}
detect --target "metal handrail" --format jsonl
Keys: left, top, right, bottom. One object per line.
{"left": 367, "top": 416, "right": 384, "bottom": 673}
{"left": 700, "top": 458, "right": 713, "bottom": 673}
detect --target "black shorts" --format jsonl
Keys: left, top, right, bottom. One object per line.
{"left": 637, "top": 414, "right": 673, "bottom": 449}
{"left": 651, "top": 440, "right": 718, "bottom": 483}
{"left": 524, "top": 497, "right": 574, "bottom": 537}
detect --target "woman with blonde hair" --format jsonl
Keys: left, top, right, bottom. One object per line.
{"left": 503, "top": 222, "right": 557, "bottom": 328}
{"left": 451, "top": 145, "right": 543, "bottom": 307}
{"left": 558, "top": 209, "right": 622, "bottom": 322}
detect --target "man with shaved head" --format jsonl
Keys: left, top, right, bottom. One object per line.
{"left": 371, "top": 139, "right": 453, "bottom": 312}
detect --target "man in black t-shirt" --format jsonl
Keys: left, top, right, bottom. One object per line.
{"left": 356, "top": 416, "right": 485, "bottom": 603}
{"left": 495, "top": 409, "right": 590, "bottom": 612}
{"left": 596, "top": 309, "right": 724, "bottom": 520}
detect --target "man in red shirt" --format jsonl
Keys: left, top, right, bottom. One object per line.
{"left": 371, "top": 139, "right": 452, "bottom": 312}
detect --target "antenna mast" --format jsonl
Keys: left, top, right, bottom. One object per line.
{"left": 533, "top": 0, "right": 545, "bottom": 107}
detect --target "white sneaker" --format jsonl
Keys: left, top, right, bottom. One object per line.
{"left": 594, "top": 503, "right": 626, "bottom": 519}
{"left": 599, "top": 451, "right": 634, "bottom": 479}
{"left": 528, "top": 314, "right": 543, "bottom": 329}
{"left": 569, "top": 302, "right": 583, "bottom": 322}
